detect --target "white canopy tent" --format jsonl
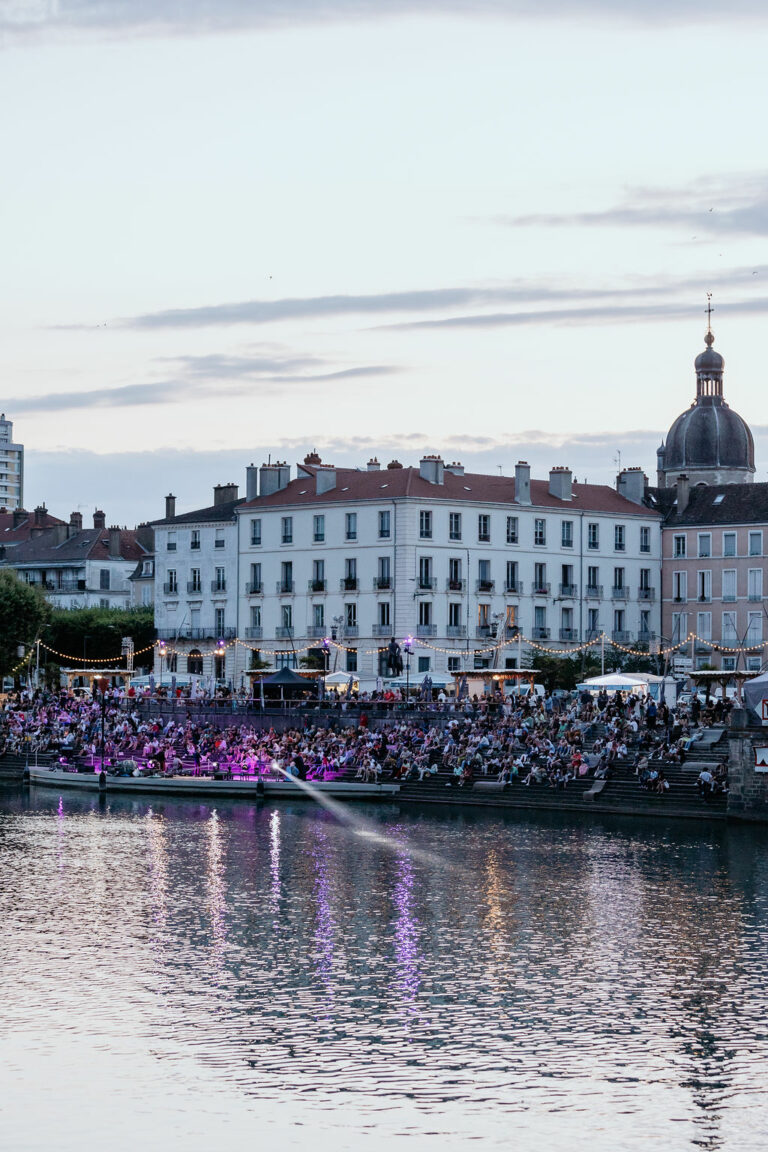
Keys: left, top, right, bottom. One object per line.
{"left": 743, "top": 671, "right": 768, "bottom": 722}
{"left": 576, "top": 673, "right": 650, "bottom": 696}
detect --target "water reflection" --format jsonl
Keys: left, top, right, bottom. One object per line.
{"left": 1, "top": 791, "right": 768, "bottom": 1151}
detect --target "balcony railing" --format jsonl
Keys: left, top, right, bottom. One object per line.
{"left": 186, "top": 581, "right": 202, "bottom": 594}
{"left": 245, "top": 581, "right": 263, "bottom": 595}
{"left": 275, "top": 627, "right": 294, "bottom": 639}
{"left": 559, "top": 628, "right": 578, "bottom": 641}
{"left": 157, "top": 627, "right": 237, "bottom": 641}
{"left": 559, "top": 583, "right": 577, "bottom": 598}
{"left": 612, "top": 630, "right": 631, "bottom": 643}
{"left": 586, "top": 628, "right": 602, "bottom": 641}
{"left": 476, "top": 579, "right": 495, "bottom": 593}
{"left": 244, "top": 626, "right": 263, "bottom": 639}
{"left": 344, "top": 625, "right": 359, "bottom": 637}
{"left": 48, "top": 580, "right": 87, "bottom": 593}
{"left": 532, "top": 627, "right": 550, "bottom": 640}
{"left": 447, "top": 625, "right": 467, "bottom": 638}
{"left": 276, "top": 581, "right": 295, "bottom": 594}
{"left": 418, "top": 577, "right": 437, "bottom": 590}
{"left": 637, "top": 631, "right": 655, "bottom": 645}
{"left": 585, "top": 585, "right": 602, "bottom": 599}
{"left": 611, "top": 586, "right": 628, "bottom": 599}
{"left": 416, "top": 624, "right": 437, "bottom": 636}
{"left": 163, "top": 582, "right": 178, "bottom": 595}
{"left": 532, "top": 582, "right": 550, "bottom": 596}
{"left": 372, "top": 625, "right": 393, "bottom": 637}
{"left": 308, "top": 579, "right": 327, "bottom": 593}
{"left": 446, "top": 578, "right": 465, "bottom": 592}
{"left": 307, "top": 625, "right": 327, "bottom": 638}
{"left": 373, "top": 576, "right": 392, "bottom": 590}
{"left": 476, "top": 625, "right": 492, "bottom": 638}
{"left": 504, "top": 581, "right": 523, "bottom": 594}
{"left": 211, "top": 581, "right": 227, "bottom": 594}
{"left": 340, "top": 577, "right": 358, "bottom": 592}
{"left": 638, "top": 587, "right": 656, "bottom": 600}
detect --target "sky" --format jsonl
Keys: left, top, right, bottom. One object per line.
{"left": 2, "top": 0, "right": 768, "bottom": 523}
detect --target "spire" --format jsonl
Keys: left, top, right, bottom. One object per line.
{"left": 694, "top": 294, "right": 724, "bottom": 401}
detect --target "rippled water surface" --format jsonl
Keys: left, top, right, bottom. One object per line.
{"left": 1, "top": 787, "right": 768, "bottom": 1151}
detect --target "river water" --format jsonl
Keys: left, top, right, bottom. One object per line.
{"left": 1, "top": 787, "right": 767, "bottom": 1151}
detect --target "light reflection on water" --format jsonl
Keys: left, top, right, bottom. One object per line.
{"left": 1, "top": 788, "right": 767, "bottom": 1151}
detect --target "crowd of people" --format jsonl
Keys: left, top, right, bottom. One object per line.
{"left": 0, "top": 682, "right": 729, "bottom": 800}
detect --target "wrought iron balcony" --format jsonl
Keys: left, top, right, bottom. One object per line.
{"left": 308, "top": 579, "right": 327, "bottom": 593}
{"left": 373, "top": 576, "right": 392, "bottom": 590}
{"left": 559, "top": 628, "right": 578, "bottom": 641}
{"left": 476, "top": 625, "right": 492, "bottom": 638}
{"left": 275, "top": 626, "right": 294, "bottom": 639}
{"left": 612, "top": 630, "right": 632, "bottom": 643}
{"left": 532, "top": 582, "right": 550, "bottom": 596}
{"left": 244, "top": 626, "right": 263, "bottom": 639}
{"left": 418, "top": 577, "right": 437, "bottom": 590}
{"left": 372, "top": 625, "right": 393, "bottom": 636}
{"left": 186, "top": 581, "right": 202, "bottom": 594}
{"left": 585, "top": 585, "right": 602, "bottom": 598}
{"left": 163, "top": 582, "right": 178, "bottom": 595}
{"left": 638, "top": 587, "right": 656, "bottom": 600}
{"left": 307, "top": 625, "right": 327, "bottom": 638}
{"left": 446, "top": 625, "right": 467, "bottom": 638}
{"left": 504, "top": 581, "right": 523, "bottom": 594}
{"left": 344, "top": 625, "right": 359, "bottom": 637}
{"left": 559, "top": 584, "right": 577, "bottom": 598}
{"left": 416, "top": 624, "right": 436, "bottom": 636}
{"left": 210, "top": 581, "right": 227, "bottom": 594}
{"left": 476, "top": 579, "right": 495, "bottom": 593}
{"left": 340, "top": 577, "right": 359, "bottom": 592}
{"left": 276, "top": 581, "right": 295, "bottom": 595}
{"left": 532, "top": 627, "right": 550, "bottom": 640}
{"left": 611, "top": 586, "right": 628, "bottom": 600}
{"left": 446, "top": 578, "right": 465, "bottom": 592}
{"left": 245, "top": 581, "right": 263, "bottom": 595}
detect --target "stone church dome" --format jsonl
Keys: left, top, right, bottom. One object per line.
{"left": 657, "top": 325, "right": 755, "bottom": 487}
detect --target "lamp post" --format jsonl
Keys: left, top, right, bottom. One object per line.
{"left": 93, "top": 676, "right": 108, "bottom": 774}
{"left": 403, "top": 635, "right": 413, "bottom": 704}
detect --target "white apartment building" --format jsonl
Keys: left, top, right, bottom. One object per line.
{"left": 233, "top": 455, "right": 662, "bottom": 680}
{"left": 152, "top": 485, "right": 242, "bottom": 682}
{"left": 0, "top": 413, "right": 24, "bottom": 511}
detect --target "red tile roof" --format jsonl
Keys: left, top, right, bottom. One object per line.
{"left": 239, "top": 465, "right": 659, "bottom": 518}
{"left": 0, "top": 509, "right": 66, "bottom": 543}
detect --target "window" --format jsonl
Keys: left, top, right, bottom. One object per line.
{"left": 344, "top": 558, "right": 357, "bottom": 589}
{"left": 722, "top": 611, "right": 738, "bottom": 643}
{"left": 280, "top": 560, "right": 293, "bottom": 593}
{"left": 311, "top": 559, "right": 325, "bottom": 590}
{"left": 534, "top": 562, "right": 547, "bottom": 592}
{"left": 167, "top": 569, "right": 177, "bottom": 594}
{"left": 377, "top": 556, "right": 391, "bottom": 588}
{"left": 214, "top": 607, "right": 225, "bottom": 635}
{"left": 698, "top": 533, "right": 711, "bottom": 558}
{"left": 417, "top": 656, "right": 431, "bottom": 674}
{"left": 190, "top": 529, "right": 201, "bottom": 551}
{"left": 99, "top": 569, "right": 110, "bottom": 590}
{"left": 722, "top": 569, "right": 736, "bottom": 601}
{"left": 449, "top": 602, "right": 463, "bottom": 627}
{"left": 614, "top": 524, "right": 625, "bottom": 551}
{"left": 506, "top": 516, "right": 518, "bottom": 545}
{"left": 345, "top": 513, "right": 357, "bottom": 541}
{"left": 561, "top": 520, "right": 573, "bottom": 548}
{"left": 345, "top": 602, "right": 357, "bottom": 628}
{"left": 313, "top": 515, "right": 325, "bottom": 543}
{"left": 640, "top": 526, "right": 651, "bottom": 554}
{"left": 99, "top": 598, "right": 109, "bottom": 610}
{"left": 588, "top": 608, "right": 599, "bottom": 633}
{"left": 534, "top": 605, "right": 547, "bottom": 631}
{"left": 215, "top": 530, "right": 225, "bottom": 549}
{"left": 697, "top": 570, "right": 711, "bottom": 602}
{"left": 639, "top": 568, "right": 651, "bottom": 591}
{"left": 214, "top": 566, "right": 226, "bottom": 592}
{"left": 378, "top": 601, "right": 390, "bottom": 627}
{"left": 281, "top": 604, "right": 293, "bottom": 630}
{"left": 250, "top": 562, "right": 262, "bottom": 591}
{"left": 190, "top": 568, "right": 201, "bottom": 593}
{"left": 478, "top": 514, "right": 490, "bottom": 543}
{"left": 749, "top": 531, "right": 762, "bottom": 556}
{"left": 640, "top": 609, "right": 651, "bottom": 637}
{"left": 748, "top": 568, "right": 763, "bottom": 601}
{"left": 587, "top": 566, "right": 599, "bottom": 592}
{"left": 448, "top": 557, "right": 462, "bottom": 589}
{"left": 613, "top": 566, "right": 625, "bottom": 592}
{"left": 697, "top": 612, "right": 712, "bottom": 640}
{"left": 447, "top": 656, "right": 461, "bottom": 673}
{"left": 673, "top": 571, "right": 687, "bottom": 601}
{"left": 673, "top": 534, "right": 687, "bottom": 558}
{"left": 587, "top": 523, "right": 599, "bottom": 550}
{"left": 506, "top": 560, "right": 518, "bottom": 591}
{"left": 722, "top": 656, "right": 736, "bottom": 672}
{"left": 281, "top": 516, "right": 293, "bottom": 544}
{"left": 378, "top": 510, "right": 390, "bottom": 539}
{"left": 534, "top": 519, "right": 546, "bottom": 547}
{"left": 723, "top": 532, "right": 736, "bottom": 558}
{"left": 449, "top": 512, "right": 462, "bottom": 541}
{"left": 671, "top": 612, "right": 687, "bottom": 642}
{"left": 419, "top": 510, "right": 433, "bottom": 539}
{"left": 167, "top": 532, "right": 177, "bottom": 552}
{"left": 419, "top": 556, "right": 433, "bottom": 589}
{"left": 418, "top": 601, "right": 432, "bottom": 627}
{"left": 346, "top": 648, "right": 358, "bottom": 673}
{"left": 250, "top": 519, "right": 261, "bottom": 546}
{"left": 477, "top": 603, "right": 490, "bottom": 628}
{"left": 250, "top": 605, "right": 262, "bottom": 628}
{"left": 613, "top": 608, "right": 625, "bottom": 633}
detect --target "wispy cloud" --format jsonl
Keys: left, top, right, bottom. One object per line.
{"left": 499, "top": 175, "right": 768, "bottom": 237}
{"left": 2, "top": 0, "right": 767, "bottom": 44}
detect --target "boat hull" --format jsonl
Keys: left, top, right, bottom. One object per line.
{"left": 29, "top": 767, "right": 399, "bottom": 799}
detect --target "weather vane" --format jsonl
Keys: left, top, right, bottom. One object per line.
{"left": 706, "top": 292, "right": 713, "bottom": 333}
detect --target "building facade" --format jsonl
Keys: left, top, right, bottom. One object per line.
{"left": 0, "top": 414, "right": 24, "bottom": 511}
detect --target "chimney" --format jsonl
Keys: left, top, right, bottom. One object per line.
{"left": 616, "top": 467, "right": 647, "bottom": 505}
{"left": 548, "top": 466, "right": 573, "bottom": 501}
{"left": 246, "top": 464, "right": 259, "bottom": 501}
{"left": 165, "top": 494, "right": 176, "bottom": 520}
{"left": 366, "top": 457, "right": 380, "bottom": 471}
{"left": 93, "top": 510, "right": 106, "bottom": 530}
{"left": 316, "top": 465, "right": 337, "bottom": 495}
{"left": 12, "top": 507, "right": 26, "bottom": 529}
{"left": 33, "top": 504, "right": 47, "bottom": 526}
{"left": 108, "top": 526, "right": 121, "bottom": 558}
{"left": 387, "top": 459, "right": 403, "bottom": 469}
{"left": 514, "top": 461, "right": 531, "bottom": 505}
{"left": 135, "top": 523, "right": 154, "bottom": 553}
{"left": 69, "top": 511, "right": 83, "bottom": 531}
{"left": 445, "top": 461, "right": 464, "bottom": 476}
{"left": 676, "top": 473, "right": 690, "bottom": 514}
{"left": 303, "top": 451, "right": 322, "bottom": 465}
{"left": 259, "top": 461, "right": 291, "bottom": 496}
{"left": 419, "top": 455, "right": 445, "bottom": 485}
{"left": 213, "top": 483, "right": 238, "bottom": 506}
{"left": 52, "top": 524, "right": 69, "bottom": 545}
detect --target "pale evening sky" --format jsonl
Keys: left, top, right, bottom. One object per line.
{"left": 1, "top": 1, "right": 768, "bottom": 523}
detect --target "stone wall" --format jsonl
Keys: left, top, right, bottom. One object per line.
{"left": 727, "top": 714, "right": 768, "bottom": 820}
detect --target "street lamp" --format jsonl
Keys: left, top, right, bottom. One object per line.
{"left": 93, "top": 676, "right": 109, "bottom": 775}
{"left": 402, "top": 635, "right": 413, "bottom": 703}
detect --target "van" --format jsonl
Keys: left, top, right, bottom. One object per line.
{"left": 504, "top": 682, "right": 546, "bottom": 699}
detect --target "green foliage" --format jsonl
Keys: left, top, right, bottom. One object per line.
{"left": 300, "top": 652, "right": 326, "bottom": 670}
{"left": 249, "top": 652, "right": 271, "bottom": 670}
{"left": 45, "top": 606, "right": 155, "bottom": 668}
{"left": 0, "top": 571, "right": 51, "bottom": 679}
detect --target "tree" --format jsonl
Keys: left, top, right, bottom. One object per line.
{"left": 0, "top": 571, "right": 50, "bottom": 680}
{"left": 45, "top": 606, "right": 155, "bottom": 668}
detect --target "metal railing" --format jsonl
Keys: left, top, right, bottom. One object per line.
{"left": 558, "top": 583, "right": 577, "bottom": 597}
{"left": 446, "top": 579, "right": 465, "bottom": 592}
{"left": 446, "top": 625, "right": 466, "bottom": 637}
{"left": 373, "top": 577, "right": 392, "bottom": 590}
{"left": 245, "top": 581, "right": 263, "bottom": 594}
{"left": 532, "top": 583, "right": 550, "bottom": 595}
{"left": 638, "top": 587, "right": 656, "bottom": 600}
{"left": 416, "top": 624, "right": 437, "bottom": 636}
{"left": 585, "top": 585, "right": 602, "bottom": 598}
{"left": 532, "top": 627, "right": 550, "bottom": 640}
{"left": 308, "top": 579, "right": 327, "bottom": 593}
{"left": 611, "top": 586, "right": 628, "bottom": 599}
{"left": 244, "top": 626, "right": 263, "bottom": 639}
{"left": 276, "top": 581, "right": 295, "bottom": 594}
{"left": 476, "top": 580, "right": 495, "bottom": 593}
